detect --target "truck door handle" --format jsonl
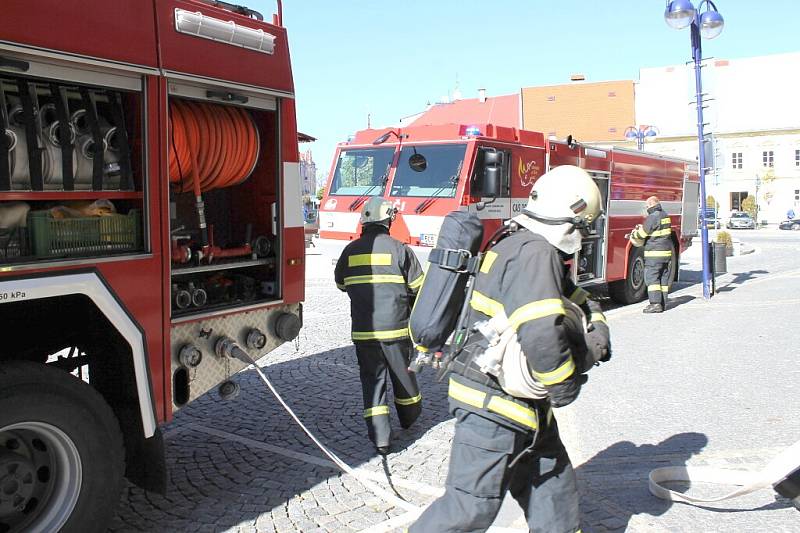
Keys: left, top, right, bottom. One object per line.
{"left": 0, "top": 56, "right": 30, "bottom": 72}
{"left": 206, "top": 90, "right": 249, "bottom": 104}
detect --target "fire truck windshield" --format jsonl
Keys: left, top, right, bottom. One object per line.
{"left": 329, "top": 148, "right": 394, "bottom": 196}
{"left": 389, "top": 144, "right": 466, "bottom": 198}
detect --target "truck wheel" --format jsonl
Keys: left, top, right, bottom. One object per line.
{"left": 608, "top": 247, "right": 647, "bottom": 304}
{"left": 0, "top": 361, "right": 125, "bottom": 533}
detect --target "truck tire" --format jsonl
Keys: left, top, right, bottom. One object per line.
{"left": 609, "top": 246, "right": 647, "bottom": 304}
{"left": 0, "top": 361, "right": 125, "bottom": 533}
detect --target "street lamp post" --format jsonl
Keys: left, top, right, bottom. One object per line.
{"left": 624, "top": 125, "right": 658, "bottom": 151}
{"left": 664, "top": 0, "right": 724, "bottom": 300}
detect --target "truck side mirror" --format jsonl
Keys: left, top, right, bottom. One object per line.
{"left": 483, "top": 166, "right": 500, "bottom": 197}
{"left": 482, "top": 149, "right": 502, "bottom": 198}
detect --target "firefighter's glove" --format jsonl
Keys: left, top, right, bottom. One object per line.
{"left": 547, "top": 377, "right": 582, "bottom": 408}
{"left": 585, "top": 327, "right": 611, "bottom": 365}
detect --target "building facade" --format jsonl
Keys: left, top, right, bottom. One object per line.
{"left": 633, "top": 52, "right": 800, "bottom": 224}
{"left": 521, "top": 79, "right": 635, "bottom": 142}
{"left": 299, "top": 149, "right": 317, "bottom": 209}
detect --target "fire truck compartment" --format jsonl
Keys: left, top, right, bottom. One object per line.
{"left": 0, "top": 69, "right": 146, "bottom": 264}
{"left": 168, "top": 95, "right": 281, "bottom": 318}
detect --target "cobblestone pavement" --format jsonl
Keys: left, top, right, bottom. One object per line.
{"left": 110, "top": 232, "right": 800, "bottom": 532}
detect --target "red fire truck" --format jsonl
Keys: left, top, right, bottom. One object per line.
{"left": 0, "top": 1, "right": 304, "bottom": 530}
{"left": 319, "top": 123, "right": 700, "bottom": 304}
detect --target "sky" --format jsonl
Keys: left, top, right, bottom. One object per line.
{"left": 250, "top": 0, "right": 800, "bottom": 187}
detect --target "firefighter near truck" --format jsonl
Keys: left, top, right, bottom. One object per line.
{"left": 319, "top": 123, "right": 700, "bottom": 304}
{"left": 0, "top": 1, "right": 304, "bottom": 531}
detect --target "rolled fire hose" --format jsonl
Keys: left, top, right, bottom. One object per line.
{"left": 219, "top": 339, "right": 418, "bottom": 512}
{"left": 649, "top": 440, "right": 800, "bottom": 507}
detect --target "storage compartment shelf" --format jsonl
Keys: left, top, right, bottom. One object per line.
{"left": 0, "top": 192, "right": 143, "bottom": 201}
{"left": 172, "top": 257, "right": 273, "bottom": 276}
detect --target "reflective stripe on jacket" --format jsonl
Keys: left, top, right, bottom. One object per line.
{"left": 334, "top": 225, "right": 424, "bottom": 341}
{"left": 632, "top": 204, "right": 673, "bottom": 261}
{"left": 465, "top": 230, "right": 578, "bottom": 401}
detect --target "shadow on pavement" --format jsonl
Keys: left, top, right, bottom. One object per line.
{"left": 715, "top": 269, "right": 769, "bottom": 293}
{"left": 110, "top": 346, "right": 452, "bottom": 532}
{"left": 576, "top": 432, "right": 709, "bottom": 532}
{"left": 666, "top": 294, "right": 695, "bottom": 310}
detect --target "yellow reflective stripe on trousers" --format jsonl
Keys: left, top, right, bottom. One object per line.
{"left": 569, "top": 287, "right": 589, "bottom": 305}
{"left": 590, "top": 312, "right": 607, "bottom": 325}
{"left": 470, "top": 290, "right": 504, "bottom": 317}
{"left": 395, "top": 393, "right": 422, "bottom": 406}
{"left": 408, "top": 274, "right": 424, "bottom": 290}
{"left": 352, "top": 328, "right": 409, "bottom": 341}
{"left": 532, "top": 358, "right": 576, "bottom": 385}
{"left": 348, "top": 253, "right": 393, "bottom": 267}
{"left": 335, "top": 282, "right": 346, "bottom": 290}
{"left": 343, "top": 274, "right": 405, "bottom": 285}
{"left": 651, "top": 228, "right": 672, "bottom": 237}
{"left": 647, "top": 284, "right": 662, "bottom": 292}
{"left": 661, "top": 286, "right": 670, "bottom": 292}
{"left": 661, "top": 217, "right": 672, "bottom": 225}
{"left": 644, "top": 250, "right": 672, "bottom": 257}
{"left": 487, "top": 396, "right": 538, "bottom": 430}
{"left": 364, "top": 405, "right": 390, "bottom": 418}
{"left": 480, "top": 251, "right": 498, "bottom": 273}
{"left": 508, "top": 298, "right": 566, "bottom": 330}
{"left": 448, "top": 377, "right": 486, "bottom": 408}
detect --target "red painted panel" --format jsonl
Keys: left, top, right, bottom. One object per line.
{"left": 155, "top": 0, "right": 294, "bottom": 93}
{"left": 1, "top": 0, "right": 158, "bottom": 68}
{"left": 283, "top": 226, "right": 304, "bottom": 303}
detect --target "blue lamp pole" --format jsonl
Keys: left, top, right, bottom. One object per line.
{"left": 665, "top": 0, "right": 724, "bottom": 300}
{"left": 624, "top": 125, "right": 658, "bottom": 151}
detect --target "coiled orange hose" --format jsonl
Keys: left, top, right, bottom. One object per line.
{"left": 168, "top": 100, "right": 259, "bottom": 194}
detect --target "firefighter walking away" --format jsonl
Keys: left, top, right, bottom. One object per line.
{"left": 335, "top": 198, "right": 425, "bottom": 455}
{"left": 410, "top": 165, "right": 611, "bottom": 533}
{"left": 630, "top": 195, "right": 674, "bottom": 313}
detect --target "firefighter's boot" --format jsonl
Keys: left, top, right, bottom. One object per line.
{"left": 643, "top": 303, "right": 663, "bottom": 314}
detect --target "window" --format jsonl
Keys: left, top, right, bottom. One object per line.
{"left": 762, "top": 150, "right": 774, "bottom": 167}
{"left": 328, "top": 148, "right": 394, "bottom": 196}
{"left": 731, "top": 152, "right": 742, "bottom": 169}
{"left": 390, "top": 144, "right": 467, "bottom": 198}
{"left": 795, "top": 149, "right": 799, "bottom": 167}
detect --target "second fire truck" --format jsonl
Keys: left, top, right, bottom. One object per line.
{"left": 319, "top": 123, "right": 701, "bottom": 304}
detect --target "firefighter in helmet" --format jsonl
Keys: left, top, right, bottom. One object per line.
{"left": 334, "top": 197, "right": 425, "bottom": 455}
{"left": 410, "top": 165, "right": 611, "bottom": 533}
{"left": 630, "top": 195, "right": 674, "bottom": 313}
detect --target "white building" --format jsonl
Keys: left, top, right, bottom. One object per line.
{"left": 631, "top": 52, "right": 800, "bottom": 224}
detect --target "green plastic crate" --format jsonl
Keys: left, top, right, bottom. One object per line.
{"left": 28, "top": 209, "right": 142, "bottom": 258}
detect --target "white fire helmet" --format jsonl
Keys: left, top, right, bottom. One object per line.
{"left": 360, "top": 197, "right": 397, "bottom": 226}
{"left": 513, "top": 165, "right": 603, "bottom": 254}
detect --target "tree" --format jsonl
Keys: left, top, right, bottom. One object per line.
{"left": 706, "top": 195, "right": 719, "bottom": 210}
{"left": 316, "top": 187, "right": 324, "bottom": 201}
{"left": 741, "top": 195, "right": 757, "bottom": 219}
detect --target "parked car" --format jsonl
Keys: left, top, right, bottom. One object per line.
{"left": 779, "top": 219, "right": 800, "bottom": 231}
{"left": 727, "top": 211, "right": 756, "bottom": 229}
{"left": 698, "top": 208, "right": 721, "bottom": 229}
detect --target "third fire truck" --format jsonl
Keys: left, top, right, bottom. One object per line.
{"left": 0, "top": 1, "right": 304, "bottom": 531}
{"left": 319, "top": 123, "right": 700, "bottom": 304}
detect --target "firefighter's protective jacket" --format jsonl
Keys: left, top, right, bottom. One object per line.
{"left": 465, "top": 229, "right": 608, "bottom": 407}
{"left": 632, "top": 203, "right": 673, "bottom": 262}
{"left": 335, "top": 225, "right": 424, "bottom": 342}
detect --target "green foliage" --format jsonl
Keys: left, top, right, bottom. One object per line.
{"left": 706, "top": 195, "right": 720, "bottom": 209}
{"left": 715, "top": 230, "right": 733, "bottom": 248}
{"left": 316, "top": 187, "right": 324, "bottom": 200}
{"left": 741, "top": 196, "right": 757, "bottom": 219}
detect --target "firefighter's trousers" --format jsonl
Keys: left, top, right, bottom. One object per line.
{"left": 354, "top": 339, "right": 422, "bottom": 448}
{"left": 409, "top": 406, "right": 580, "bottom": 533}
{"left": 644, "top": 258, "right": 671, "bottom": 308}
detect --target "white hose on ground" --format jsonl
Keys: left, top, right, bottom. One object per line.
{"left": 242, "top": 351, "right": 419, "bottom": 512}
{"left": 649, "top": 440, "right": 800, "bottom": 505}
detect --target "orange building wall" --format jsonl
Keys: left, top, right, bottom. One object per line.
{"left": 521, "top": 80, "right": 635, "bottom": 142}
